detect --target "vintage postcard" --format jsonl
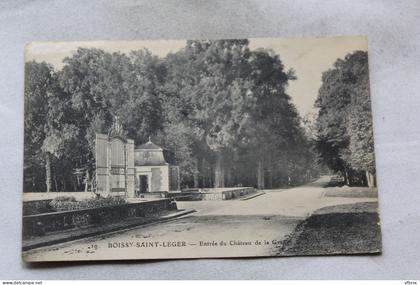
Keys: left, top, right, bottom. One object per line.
{"left": 22, "top": 36, "right": 381, "bottom": 262}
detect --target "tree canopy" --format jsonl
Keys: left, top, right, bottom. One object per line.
{"left": 24, "top": 40, "right": 320, "bottom": 192}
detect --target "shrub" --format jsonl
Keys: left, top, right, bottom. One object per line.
{"left": 54, "top": 196, "right": 77, "bottom": 201}
{"left": 23, "top": 200, "right": 55, "bottom": 215}
{"left": 49, "top": 196, "right": 77, "bottom": 211}
{"left": 50, "top": 195, "right": 126, "bottom": 212}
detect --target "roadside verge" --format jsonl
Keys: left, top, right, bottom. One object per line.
{"left": 276, "top": 202, "right": 381, "bottom": 256}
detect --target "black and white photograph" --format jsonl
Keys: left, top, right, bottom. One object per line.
{"left": 22, "top": 36, "right": 381, "bottom": 262}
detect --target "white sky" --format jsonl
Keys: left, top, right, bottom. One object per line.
{"left": 25, "top": 36, "right": 368, "bottom": 116}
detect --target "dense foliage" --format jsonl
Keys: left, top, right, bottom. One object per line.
{"left": 24, "top": 40, "right": 320, "bottom": 192}
{"left": 314, "top": 51, "right": 376, "bottom": 187}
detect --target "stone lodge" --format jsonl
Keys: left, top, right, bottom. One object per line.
{"left": 95, "top": 117, "right": 180, "bottom": 198}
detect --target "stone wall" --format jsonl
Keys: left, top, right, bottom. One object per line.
{"left": 201, "top": 187, "right": 256, "bottom": 200}
{"left": 23, "top": 198, "right": 176, "bottom": 237}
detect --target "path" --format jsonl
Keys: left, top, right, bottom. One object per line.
{"left": 23, "top": 177, "right": 377, "bottom": 261}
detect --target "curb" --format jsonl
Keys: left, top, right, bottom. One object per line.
{"left": 241, "top": 191, "right": 265, "bottom": 201}
{"left": 22, "top": 209, "right": 196, "bottom": 252}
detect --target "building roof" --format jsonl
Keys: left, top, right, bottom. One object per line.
{"left": 136, "top": 137, "right": 163, "bottom": 150}
{"left": 134, "top": 138, "right": 167, "bottom": 166}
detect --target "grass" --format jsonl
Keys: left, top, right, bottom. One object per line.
{"left": 323, "top": 186, "right": 378, "bottom": 198}
{"left": 277, "top": 202, "right": 382, "bottom": 256}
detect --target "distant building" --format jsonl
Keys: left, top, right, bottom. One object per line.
{"left": 134, "top": 138, "right": 180, "bottom": 195}
{"left": 95, "top": 117, "right": 179, "bottom": 198}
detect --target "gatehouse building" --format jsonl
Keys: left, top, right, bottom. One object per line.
{"left": 95, "top": 117, "right": 180, "bottom": 198}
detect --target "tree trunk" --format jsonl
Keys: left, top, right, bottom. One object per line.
{"left": 53, "top": 175, "right": 58, "bottom": 192}
{"left": 366, "top": 171, "right": 376, "bottom": 188}
{"left": 63, "top": 176, "right": 67, "bottom": 192}
{"left": 344, "top": 169, "right": 350, "bottom": 186}
{"left": 226, "top": 165, "right": 234, "bottom": 187}
{"left": 372, "top": 173, "right": 376, "bottom": 188}
{"left": 84, "top": 169, "right": 90, "bottom": 192}
{"left": 201, "top": 159, "right": 206, "bottom": 188}
{"left": 45, "top": 152, "right": 52, "bottom": 192}
{"left": 257, "top": 159, "right": 265, "bottom": 189}
{"left": 73, "top": 177, "right": 77, "bottom": 192}
{"left": 193, "top": 159, "right": 199, "bottom": 188}
{"left": 209, "top": 166, "right": 213, "bottom": 188}
{"left": 214, "top": 152, "right": 225, "bottom": 188}
{"left": 267, "top": 156, "right": 273, "bottom": 189}
{"left": 267, "top": 169, "right": 273, "bottom": 189}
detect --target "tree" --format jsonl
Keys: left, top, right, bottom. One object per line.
{"left": 240, "top": 49, "right": 298, "bottom": 189}
{"left": 56, "top": 47, "right": 171, "bottom": 190}
{"left": 315, "top": 51, "right": 375, "bottom": 186}
{"left": 24, "top": 61, "right": 53, "bottom": 192}
{"left": 59, "top": 48, "right": 125, "bottom": 149}
{"left": 119, "top": 50, "right": 166, "bottom": 144}
{"left": 160, "top": 42, "right": 314, "bottom": 189}
{"left": 347, "top": 53, "right": 376, "bottom": 187}
{"left": 24, "top": 61, "right": 80, "bottom": 192}
{"left": 161, "top": 40, "right": 253, "bottom": 187}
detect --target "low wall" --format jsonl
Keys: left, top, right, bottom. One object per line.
{"left": 201, "top": 187, "right": 256, "bottom": 200}
{"left": 22, "top": 198, "right": 176, "bottom": 237}
{"left": 23, "top": 192, "right": 96, "bottom": 202}
{"left": 137, "top": 192, "right": 167, "bottom": 199}
{"left": 166, "top": 191, "right": 202, "bottom": 201}
{"left": 127, "top": 191, "right": 201, "bottom": 201}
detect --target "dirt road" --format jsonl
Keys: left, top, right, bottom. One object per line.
{"left": 23, "top": 177, "right": 377, "bottom": 261}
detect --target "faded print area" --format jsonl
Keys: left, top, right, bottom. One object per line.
{"left": 22, "top": 36, "right": 381, "bottom": 262}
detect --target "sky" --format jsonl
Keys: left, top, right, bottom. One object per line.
{"left": 25, "top": 36, "right": 368, "bottom": 116}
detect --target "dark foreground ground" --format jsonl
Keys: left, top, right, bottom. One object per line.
{"left": 277, "top": 202, "right": 382, "bottom": 256}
